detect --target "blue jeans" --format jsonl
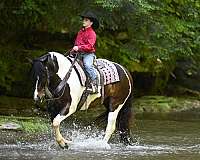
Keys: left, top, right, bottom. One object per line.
{"left": 81, "top": 53, "right": 97, "bottom": 81}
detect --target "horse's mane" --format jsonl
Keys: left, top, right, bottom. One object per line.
{"left": 31, "top": 53, "right": 59, "bottom": 81}
{"left": 31, "top": 60, "right": 45, "bottom": 82}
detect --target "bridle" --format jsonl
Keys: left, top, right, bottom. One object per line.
{"left": 42, "top": 53, "right": 79, "bottom": 102}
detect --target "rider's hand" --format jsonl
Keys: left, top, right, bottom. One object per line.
{"left": 69, "top": 48, "right": 77, "bottom": 57}
{"left": 72, "top": 46, "right": 79, "bottom": 52}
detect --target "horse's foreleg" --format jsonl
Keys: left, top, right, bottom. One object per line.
{"left": 52, "top": 114, "right": 72, "bottom": 148}
{"left": 53, "top": 104, "right": 76, "bottom": 148}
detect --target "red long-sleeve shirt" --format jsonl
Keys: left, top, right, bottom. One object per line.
{"left": 74, "top": 27, "right": 96, "bottom": 53}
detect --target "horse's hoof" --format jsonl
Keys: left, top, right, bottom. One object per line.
{"left": 57, "top": 139, "right": 69, "bottom": 149}
{"left": 57, "top": 138, "right": 73, "bottom": 149}
{"left": 120, "top": 138, "right": 134, "bottom": 146}
{"left": 59, "top": 143, "right": 68, "bottom": 149}
{"left": 64, "top": 139, "right": 72, "bottom": 145}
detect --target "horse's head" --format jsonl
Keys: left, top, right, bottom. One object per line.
{"left": 31, "top": 54, "right": 59, "bottom": 103}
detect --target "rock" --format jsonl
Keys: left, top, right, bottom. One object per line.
{"left": 0, "top": 122, "right": 22, "bottom": 130}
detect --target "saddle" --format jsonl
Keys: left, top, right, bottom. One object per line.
{"left": 67, "top": 56, "right": 120, "bottom": 87}
{"left": 67, "top": 55, "right": 120, "bottom": 109}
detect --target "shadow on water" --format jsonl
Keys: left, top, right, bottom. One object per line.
{"left": 1, "top": 118, "right": 200, "bottom": 160}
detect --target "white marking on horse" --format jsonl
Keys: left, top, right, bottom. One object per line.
{"left": 103, "top": 64, "right": 132, "bottom": 142}
{"left": 33, "top": 76, "right": 39, "bottom": 101}
{"left": 49, "top": 52, "right": 86, "bottom": 125}
{"left": 80, "top": 92, "right": 101, "bottom": 110}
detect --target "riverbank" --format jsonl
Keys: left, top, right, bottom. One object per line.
{"left": 0, "top": 116, "right": 51, "bottom": 144}
{"left": 1, "top": 95, "right": 200, "bottom": 121}
{"left": 1, "top": 95, "right": 200, "bottom": 116}
{"left": 134, "top": 95, "right": 200, "bottom": 121}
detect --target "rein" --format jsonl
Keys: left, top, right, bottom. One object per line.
{"left": 45, "top": 53, "right": 78, "bottom": 101}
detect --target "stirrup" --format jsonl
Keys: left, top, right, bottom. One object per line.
{"left": 85, "top": 87, "right": 97, "bottom": 94}
{"left": 91, "top": 84, "right": 98, "bottom": 94}
{"left": 85, "top": 83, "right": 98, "bottom": 94}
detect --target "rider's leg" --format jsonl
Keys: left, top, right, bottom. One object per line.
{"left": 82, "top": 53, "right": 98, "bottom": 93}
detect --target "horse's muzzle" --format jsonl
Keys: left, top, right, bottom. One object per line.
{"left": 34, "top": 95, "right": 44, "bottom": 103}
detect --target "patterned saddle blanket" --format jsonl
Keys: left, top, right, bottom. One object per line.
{"left": 67, "top": 57, "right": 120, "bottom": 86}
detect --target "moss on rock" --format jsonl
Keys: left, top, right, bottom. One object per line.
{"left": 134, "top": 96, "right": 200, "bottom": 113}
{"left": 0, "top": 116, "right": 50, "bottom": 133}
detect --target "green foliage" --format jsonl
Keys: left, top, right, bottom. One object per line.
{"left": 95, "top": 0, "right": 126, "bottom": 10}
{"left": 0, "top": 43, "right": 43, "bottom": 96}
{"left": 0, "top": 0, "right": 200, "bottom": 95}
{"left": 20, "top": 119, "right": 49, "bottom": 133}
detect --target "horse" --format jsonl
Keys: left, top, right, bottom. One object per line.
{"left": 31, "top": 51, "right": 134, "bottom": 149}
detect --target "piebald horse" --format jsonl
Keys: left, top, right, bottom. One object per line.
{"left": 31, "top": 52, "right": 133, "bottom": 148}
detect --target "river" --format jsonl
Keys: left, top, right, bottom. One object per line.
{"left": 0, "top": 117, "right": 200, "bottom": 160}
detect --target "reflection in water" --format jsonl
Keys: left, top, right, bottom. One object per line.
{"left": 1, "top": 119, "right": 200, "bottom": 160}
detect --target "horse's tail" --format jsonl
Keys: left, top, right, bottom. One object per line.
{"left": 116, "top": 72, "right": 134, "bottom": 145}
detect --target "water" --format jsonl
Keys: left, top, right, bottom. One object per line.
{"left": 0, "top": 118, "right": 200, "bottom": 160}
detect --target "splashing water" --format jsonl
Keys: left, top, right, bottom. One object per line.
{"left": 62, "top": 123, "right": 112, "bottom": 150}
{"left": 1, "top": 120, "right": 200, "bottom": 160}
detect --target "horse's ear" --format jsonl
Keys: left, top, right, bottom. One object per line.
{"left": 26, "top": 57, "right": 33, "bottom": 64}
{"left": 47, "top": 54, "right": 52, "bottom": 63}
{"left": 51, "top": 55, "right": 59, "bottom": 73}
{"left": 53, "top": 55, "right": 59, "bottom": 67}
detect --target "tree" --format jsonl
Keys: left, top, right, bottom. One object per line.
{"left": 0, "top": 0, "right": 200, "bottom": 95}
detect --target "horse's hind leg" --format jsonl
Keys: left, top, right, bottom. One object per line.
{"left": 103, "top": 112, "right": 118, "bottom": 142}
{"left": 103, "top": 93, "right": 133, "bottom": 145}
{"left": 103, "top": 97, "right": 119, "bottom": 143}
{"left": 117, "top": 99, "right": 133, "bottom": 145}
